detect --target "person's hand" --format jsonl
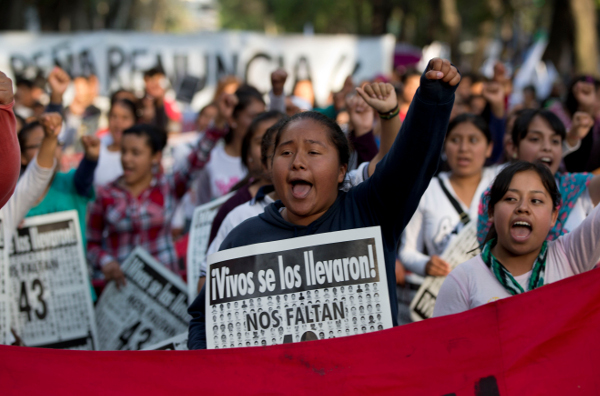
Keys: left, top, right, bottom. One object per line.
{"left": 215, "top": 92, "right": 238, "bottom": 129}
{"left": 482, "top": 81, "right": 506, "bottom": 118}
{"left": 425, "top": 255, "right": 451, "bottom": 277}
{"left": 0, "top": 71, "right": 14, "bottom": 106}
{"left": 102, "top": 261, "right": 127, "bottom": 289}
{"left": 573, "top": 81, "right": 596, "bottom": 114}
{"left": 346, "top": 94, "right": 374, "bottom": 136}
{"left": 271, "top": 69, "right": 287, "bottom": 97}
{"left": 333, "top": 75, "right": 354, "bottom": 112}
{"left": 395, "top": 259, "right": 406, "bottom": 286}
{"left": 81, "top": 135, "right": 101, "bottom": 161}
{"left": 47, "top": 67, "right": 70, "bottom": 104}
{"left": 10, "top": 328, "right": 25, "bottom": 346}
{"left": 40, "top": 113, "right": 63, "bottom": 139}
{"left": 356, "top": 82, "right": 398, "bottom": 114}
{"left": 567, "top": 111, "right": 594, "bottom": 146}
{"left": 424, "top": 58, "right": 461, "bottom": 86}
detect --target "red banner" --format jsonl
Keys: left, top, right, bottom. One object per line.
{"left": 2, "top": 269, "right": 600, "bottom": 395}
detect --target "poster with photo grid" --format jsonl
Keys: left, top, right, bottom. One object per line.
{"left": 205, "top": 227, "right": 393, "bottom": 349}
{"left": 95, "top": 247, "right": 189, "bottom": 350}
{"left": 8, "top": 210, "right": 98, "bottom": 349}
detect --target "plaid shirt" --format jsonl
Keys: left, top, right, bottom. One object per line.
{"left": 87, "top": 127, "right": 225, "bottom": 272}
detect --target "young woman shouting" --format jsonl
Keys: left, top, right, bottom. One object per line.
{"left": 434, "top": 161, "right": 600, "bottom": 316}
{"left": 188, "top": 58, "right": 461, "bottom": 349}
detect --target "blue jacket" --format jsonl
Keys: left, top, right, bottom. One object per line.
{"left": 188, "top": 70, "right": 458, "bottom": 349}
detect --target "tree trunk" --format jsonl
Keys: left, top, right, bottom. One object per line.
{"left": 569, "top": 0, "right": 598, "bottom": 75}
{"left": 439, "top": 0, "right": 461, "bottom": 64}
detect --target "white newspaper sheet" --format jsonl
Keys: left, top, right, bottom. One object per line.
{"left": 187, "top": 192, "right": 234, "bottom": 300}
{"left": 410, "top": 222, "right": 480, "bottom": 322}
{"left": 95, "top": 247, "right": 189, "bottom": 350}
{"left": 206, "top": 227, "right": 393, "bottom": 349}
{"left": 8, "top": 210, "right": 98, "bottom": 349}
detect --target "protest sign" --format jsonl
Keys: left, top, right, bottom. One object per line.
{"left": 0, "top": 219, "right": 9, "bottom": 344}
{"left": 0, "top": 32, "right": 394, "bottom": 108}
{"left": 206, "top": 227, "right": 393, "bottom": 349}
{"left": 186, "top": 192, "right": 234, "bottom": 300}
{"left": 8, "top": 211, "right": 98, "bottom": 350}
{"left": 95, "top": 247, "right": 189, "bottom": 350}
{"left": 143, "top": 332, "right": 188, "bottom": 351}
{"left": 4, "top": 268, "right": 600, "bottom": 395}
{"left": 410, "top": 222, "right": 480, "bottom": 322}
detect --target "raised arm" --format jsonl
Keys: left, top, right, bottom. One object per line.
{"left": 355, "top": 82, "right": 402, "bottom": 177}
{"left": 46, "top": 66, "right": 70, "bottom": 113}
{"left": 268, "top": 69, "right": 287, "bottom": 113}
{"left": 352, "top": 59, "right": 460, "bottom": 246}
{"left": 0, "top": 71, "right": 21, "bottom": 209}
{"left": 170, "top": 93, "right": 236, "bottom": 199}
{"left": 73, "top": 136, "right": 100, "bottom": 197}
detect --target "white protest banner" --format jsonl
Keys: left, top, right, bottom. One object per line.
{"left": 0, "top": 218, "right": 9, "bottom": 344}
{"left": 0, "top": 31, "right": 395, "bottom": 108}
{"left": 8, "top": 211, "right": 98, "bottom": 349}
{"left": 206, "top": 227, "right": 393, "bottom": 349}
{"left": 187, "top": 192, "right": 234, "bottom": 300}
{"left": 143, "top": 332, "right": 188, "bottom": 351}
{"left": 95, "top": 247, "right": 189, "bottom": 350}
{"left": 410, "top": 222, "right": 480, "bottom": 322}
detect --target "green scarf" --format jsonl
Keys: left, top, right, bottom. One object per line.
{"left": 481, "top": 239, "right": 548, "bottom": 295}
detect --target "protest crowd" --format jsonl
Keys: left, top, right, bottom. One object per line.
{"left": 0, "top": 27, "right": 600, "bottom": 380}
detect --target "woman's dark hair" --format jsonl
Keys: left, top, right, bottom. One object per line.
{"left": 110, "top": 99, "right": 138, "bottom": 122}
{"left": 122, "top": 124, "right": 167, "bottom": 154}
{"left": 273, "top": 111, "right": 350, "bottom": 168}
{"left": 229, "top": 111, "right": 287, "bottom": 192}
{"left": 511, "top": 109, "right": 566, "bottom": 147}
{"left": 261, "top": 116, "right": 289, "bottom": 167}
{"left": 565, "top": 76, "right": 600, "bottom": 117}
{"left": 446, "top": 113, "right": 492, "bottom": 143}
{"left": 483, "top": 161, "right": 561, "bottom": 245}
{"left": 223, "top": 85, "right": 266, "bottom": 145}
{"left": 240, "top": 110, "right": 286, "bottom": 169}
{"left": 18, "top": 121, "right": 43, "bottom": 154}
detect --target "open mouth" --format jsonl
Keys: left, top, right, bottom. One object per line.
{"left": 290, "top": 179, "right": 313, "bottom": 199}
{"left": 457, "top": 157, "right": 471, "bottom": 166}
{"left": 538, "top": 157, "right": 553, "bottom": 167}
{"left": 511, "top": 220, "right": 532, "bottom": 241}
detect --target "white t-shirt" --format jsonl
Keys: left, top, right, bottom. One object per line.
{"left": 94, "top": 144, "right": 123, "bottom": 186}
{"left": 196, "top": 144, "right": 246, "bottom": 205}
{"left": 433, "top": 202, "right": 600, "bottom": 317}
{"left": 399, "top": 167, "right": 499, "bottom": 282}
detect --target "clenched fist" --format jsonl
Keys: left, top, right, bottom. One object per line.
{"left": 424, "top": 58, "right": 461, "bottom": 86}
{"left": 40, "top": 112, "right": 63, "bottom": 139}
{"left": 271, "top": 69, "right": 288, "bottom": 96}
{"left": 82, "top": 135, "right": 101, "bottom": 161}
{"left": 48, "top": 67, "right": 71, "bottom": 104}
{"left": 215, "top": 92, "right": 238, "bottom": 129}
{"left": 356, "top": 82, "right": 398, "bottom": 114}
{"left": 0, "top": 71, "right": 14, "bottom": 106}
{"left": 567, "top": 111, "right": 594, "bottom": 147}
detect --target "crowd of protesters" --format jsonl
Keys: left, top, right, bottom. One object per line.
{"left": 1, "top": 51, "right": 600, "bottom": 349}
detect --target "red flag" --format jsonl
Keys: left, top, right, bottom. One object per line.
{"left": 2, "top": 269, "right": 600, "bottom": 395}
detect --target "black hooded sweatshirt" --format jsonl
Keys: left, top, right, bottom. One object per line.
{"left": 188, "top": 68, "right": 458, "bottom": 349}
